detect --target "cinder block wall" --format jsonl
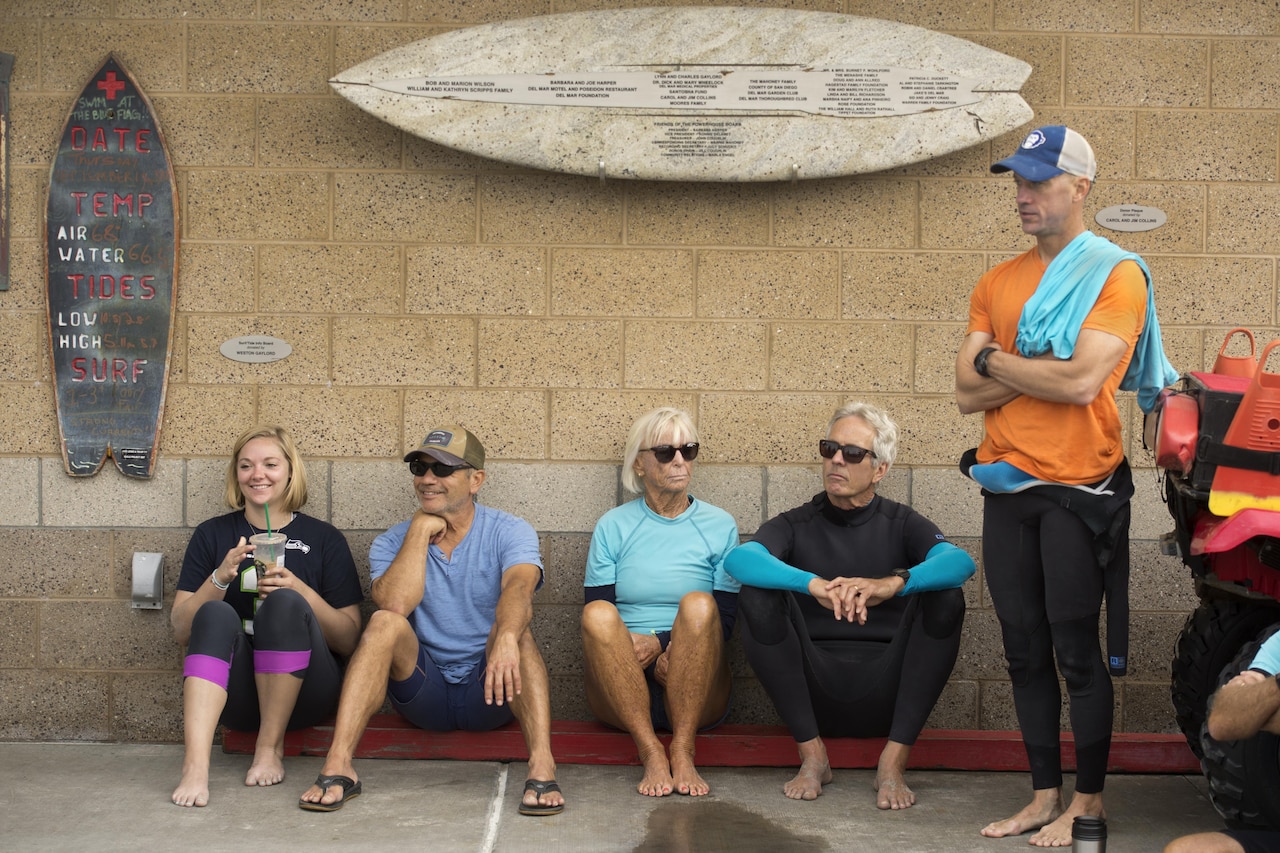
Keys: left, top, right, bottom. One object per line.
{"left": 1, "top": 0, "right": 1269, "bottom": 741}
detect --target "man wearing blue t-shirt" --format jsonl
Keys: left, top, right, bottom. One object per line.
{"left": 298, "top": 426, "right": 563, "bottom": 816}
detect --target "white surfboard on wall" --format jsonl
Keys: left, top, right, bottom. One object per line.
{"left": 330, "top": 7, "right": 1033, "bottom": 182}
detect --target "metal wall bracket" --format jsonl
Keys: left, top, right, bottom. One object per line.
{"left": 131, "top": 552, "right": 164, "bottom": 609}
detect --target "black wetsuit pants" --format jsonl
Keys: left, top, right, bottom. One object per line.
{"left": 185, "top": 588, "right": 342, "bottom": 731}
{"left": 738, "top": 584, "right": 964, "bottom": 745}
{"left": 982, "top": 491, "right": 1115, "bottom": 793}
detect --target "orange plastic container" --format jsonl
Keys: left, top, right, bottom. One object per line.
{"left": 1213, "top": 327, "right": 1257, "bottom": 377}
{"left": 1155, "top": 392, "right": 1200, "bottom": 473}
{"left": 1209, "top": 339, "right": 1280, "bottom": 515}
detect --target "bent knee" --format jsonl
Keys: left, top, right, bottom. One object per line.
{"left": 364, "top": 609, "right": 412, "bottom": 640}
{"left": 254, "top": 586, "right": 307, "bottom": 619}
{"left": 737, "top": 584, "right": 785, "bottom": 619}
{"left": 919, "top": 587, "right": 965, "bottom": 638}
{"left": 678, "top": 589, "right": 715, "bottom": 612}
{"left": 581, "top": 599, "right": 621, "bottom": 636}
{"left": 675, "top": 590, "right": 719, "bottom": 626}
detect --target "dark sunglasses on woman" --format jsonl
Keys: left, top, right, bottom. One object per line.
{"left": 642, "top": 443, "right": 700, "bottom": 464}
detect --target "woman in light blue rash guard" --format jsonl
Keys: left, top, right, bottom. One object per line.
{"left": 581, "top": 407, "right": 740, "bottom": 798}
{"left": 170, "top": 426, "right": 363, "bottom": 808}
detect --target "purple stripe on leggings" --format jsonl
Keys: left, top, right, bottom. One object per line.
{"left": 183, "top": 653, "right": 231, "bottom": 689}
{"left": 254, "top": 649, "right": 310, "bottom": 675}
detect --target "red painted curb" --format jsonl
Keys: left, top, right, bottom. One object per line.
{"left": 222, "top": 716, "right": 1199, "bottom": 774}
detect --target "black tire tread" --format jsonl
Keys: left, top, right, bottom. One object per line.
{"left": 1199, "top": 625, "right": 1280, "bottom": 830}
{"left": 1171, "top": 597, "right": 1280, "bottom": 759}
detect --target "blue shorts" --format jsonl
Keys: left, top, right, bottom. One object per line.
{"left": 388, "top": 644, "right": 515, "bottom": 732}
{"left": 643, "top": 660, "right": 731, "bottom": 733}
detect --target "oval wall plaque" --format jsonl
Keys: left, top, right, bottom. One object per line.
{"left": 220, "top": 335, "right": 292, "bottom": 364}
{"left": 1095, "top": 204, "right": 1167, "bottom": 233}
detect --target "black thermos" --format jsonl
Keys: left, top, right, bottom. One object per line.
{"left": 1072, "top": 816, "right": 1107, "bottom": 853}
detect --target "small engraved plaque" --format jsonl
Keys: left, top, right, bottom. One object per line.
{"left": 1095, "top": 204, "right": 1167, "bottom": 233}
{"left": 220, "top": 335, "right": 292, "bottom": 364}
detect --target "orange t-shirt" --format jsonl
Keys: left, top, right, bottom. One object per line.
{"left": 966, "top": 247, "right": 1147, "bottom": 484}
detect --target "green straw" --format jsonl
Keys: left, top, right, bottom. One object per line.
{"left": 265, "top": 503, "right": 271, "bottom": 538}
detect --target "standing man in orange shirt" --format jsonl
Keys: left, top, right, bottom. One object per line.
{"left": 956, "top": 126, "right": 1176, "bottom": 847}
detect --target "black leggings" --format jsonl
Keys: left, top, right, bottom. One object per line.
{"left": 184, "top": 589, "right": 343, "bottom": 731}
{"left": 738, "top": 584, "right": 964, "bottom": 745}
{"left": 982, "top": 491, "right": 1114, "bottom": 793}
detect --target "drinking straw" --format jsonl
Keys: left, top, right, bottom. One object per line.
{"left": 265, "top": 504, "right": 271, "bottom": 539}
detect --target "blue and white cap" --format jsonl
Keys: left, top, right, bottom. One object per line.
{"left": 991, "top": 125, "right": 1097, "bottom": 182}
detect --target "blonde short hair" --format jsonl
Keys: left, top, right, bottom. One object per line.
{"left": 223, "top": 425, "right": 309, "bottom": 512}
{"left": 621, "top": 408, "right": 698, "bottom": 495}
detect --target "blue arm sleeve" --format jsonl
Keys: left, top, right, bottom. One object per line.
{"left": 1249, "top": 631, "right": 1280, "bottom": 676}
{"left": 900, "top": 541, "right": 975, "bottom": 596}
{"left": 724, "top": 542, "right": 818, "bottom": 595}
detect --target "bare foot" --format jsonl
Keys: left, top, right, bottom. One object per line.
{"left": 785, "top": 737, "right": 832, "bottom": 801}
{"left": 298, "top": 764, "right": 359, "bottom": 809}
{"left": 874, "top": 741, "right": 915, "bottom": 810}
{"left": 670, "top": 747, "right": 710, "bottom": 796}
{"left": 875, "top": 776, "right": 916, "bottom": 810}
{"left": 636, "top": 743, "right": 674, "bottom": 797}
{"left": 172, "top": 762, "right": 210, "bottom": 808}
{"left": 1028, "top": 793, "right": 1105, "bottom": 848}
{"left": 245, "top": 748, "right": 285, "bottom": 787}
{"left": 783, "top": 762, "right": 832, "bottom": 800}
{"left": 980, "top": 790, "right": 1064, "bottom": 839}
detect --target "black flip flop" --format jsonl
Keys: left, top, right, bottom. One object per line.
{"left": 299, "top": 773, "right": 362, "bottom": 812}
{"left": 518, "top": 779, "right": 565, "bottom": 816}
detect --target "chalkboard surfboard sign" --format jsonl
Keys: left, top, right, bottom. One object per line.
{"left": 46, "top": 55, "right": 178, "bottom": 478}
{"left": 330, "top": 7, "right": 1032, "bottom": 182}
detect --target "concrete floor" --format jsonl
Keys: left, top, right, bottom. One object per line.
{"left": 0, "top": 742, "right": 1227, "bottom": 851}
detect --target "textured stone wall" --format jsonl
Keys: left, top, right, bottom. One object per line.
{"left": 1, "top": 0, "right": 1270, "bottom": 741}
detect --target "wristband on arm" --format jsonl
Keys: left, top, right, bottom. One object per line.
{"left": 973, "top": 347, "right": 998, "bottom": 378}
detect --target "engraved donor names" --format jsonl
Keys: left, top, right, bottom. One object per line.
{"left": 375, "top": 67, "right": 985, "bottom": 119}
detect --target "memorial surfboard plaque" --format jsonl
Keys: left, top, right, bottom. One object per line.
{"left": 46, "top": 55, "right": 178, "bottom": 478}
{"left": 331, "top": 7, "right": 1033, "bottom": 182}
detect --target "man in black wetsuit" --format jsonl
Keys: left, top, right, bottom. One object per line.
{"left": 725, "top": 401, "right": 975, "bottom": 807}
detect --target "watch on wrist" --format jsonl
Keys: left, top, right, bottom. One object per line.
{"left": 973, "top": 347, "right": 998, "bottom": 378}
{"left": 890, "top": 568, "right": 911, "bottom": 586}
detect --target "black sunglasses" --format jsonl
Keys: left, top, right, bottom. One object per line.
{"left": 408, "top": 458, "right": 472, "bottom": 478}
{"left": 642, "top": 443, "right": 700, "bottom": 464}
{"left": 818, "top": 439, "right": 876, "bottom": 465}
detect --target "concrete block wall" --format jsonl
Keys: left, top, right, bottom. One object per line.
{"left": 0, "top": 0, "right": 1271, "bottom": 741}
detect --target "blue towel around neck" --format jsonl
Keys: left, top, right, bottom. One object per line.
{"left": 1014, "top": 231, "right": 1177, "bottom": 413}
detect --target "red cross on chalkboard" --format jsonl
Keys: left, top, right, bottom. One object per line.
{"left": 98, "top": 71, "right": 125, "bottom": 101}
